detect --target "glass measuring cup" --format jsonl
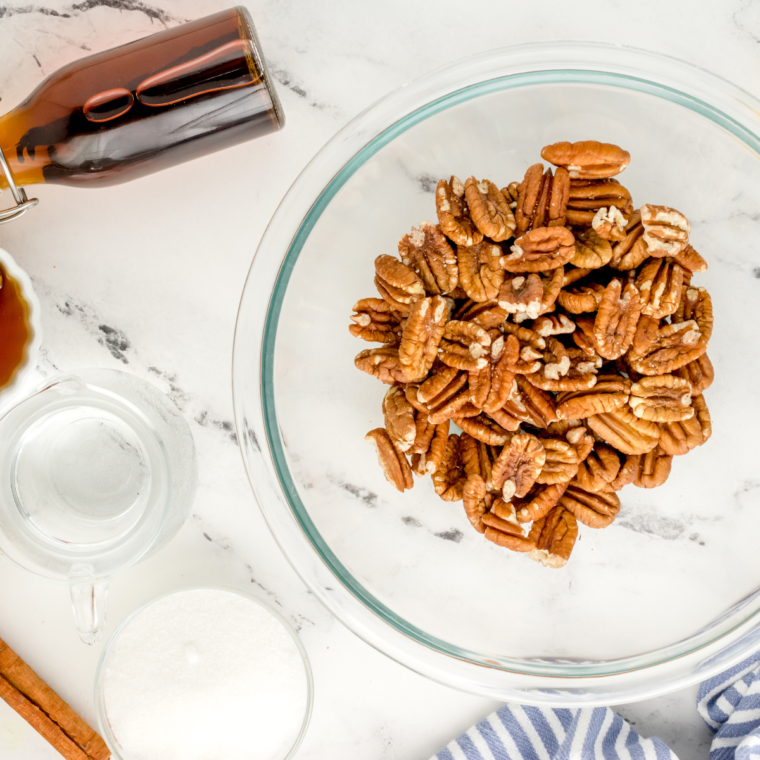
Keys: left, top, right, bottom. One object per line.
{"left": 0, "top": 369, "right": 197, "bottom": 643}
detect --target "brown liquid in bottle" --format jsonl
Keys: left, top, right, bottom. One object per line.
{"left": 0, "top": 267, "right": 32, "bottom": 389}
{"left": 0, "top": 7, "right": 283, "bottom": 190}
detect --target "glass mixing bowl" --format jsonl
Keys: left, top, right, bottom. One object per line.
{"left": 233, "top": 42, "right": 760, "bottom": 705}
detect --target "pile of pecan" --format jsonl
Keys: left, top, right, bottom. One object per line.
{"left": 351, "top": 140, "right": 713, "bottom": 568}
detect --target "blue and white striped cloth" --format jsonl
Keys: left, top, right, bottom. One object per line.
{"left": 431, "top": 651, "right": 760, "bottom": 760}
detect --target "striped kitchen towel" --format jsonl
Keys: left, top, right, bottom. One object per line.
{"left": 431, "top": 649, "right": 760, "bottom": 759}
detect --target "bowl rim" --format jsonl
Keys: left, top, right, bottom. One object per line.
{"left": 0, "top": 247, "right": 42, "bottom": 406}
{"left": 233, "top": 40, "right": 760, "bottom": 702}
{"left": 94, "top": 584, "right": 314, "bottom": 760}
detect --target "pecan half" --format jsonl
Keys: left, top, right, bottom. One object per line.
{"left": 514, "top": 165, "right": 569, "bottom": 234}
{"left": 419, "top": 366, "right": 470, "bottom": 424}
{"left": 355, "top": 346, "right": 405, "bottom": 384}
{"left": 674, "top": 286, "right": 713, "bottom": 344}
{"left": 518, "top": 267, "right": 565, "bottom": 323}
{"left": 435, "top": 176, "right": 483, "bottom": 246}
{"left": 526, "top": 347, "right": 601, "bottom": 392}
{"left": 398, "top": 296, "right": 448, "bottom": 382}
{"left": 631, "top": 313, "right": 660, "bottom": 355}
{"left": 658, "top": 394, "right": 711, "bottom": 455}
{"left": 565, "top": 179, "right": 632, "bottom": 226}
{"left": 632, "top": 446, "right": 673, "bottom": 488}
{"left": 382, "top": 385, "right": 417, "bottom": 452}
{"left": 374, "top": 255, "right": 426, "bottom": 312}
{"left": 574, "top": 444, "right": 621, "bottom": 492}
{"left": 592, "top": 205, "right": 628, "bottom": 241}
{"left": 365, "top": 428, "right": 414, "bottom": 492}
{"left": 535, "top": 439, "right": 580, "bottom": 485}
{"left": 398, "top": 221, "right": 458, "bottom": 295}
{"left": 432, "top": 434, "right": 467, "bottom": 501}
{"left": 410, "top": 421, "right": 449, "bottom": 475}
{"left": 514, "top": 375, "right": 558, "bottom": 428}
{"left": 626, "top": 320, "right": 706, "bottom": 376}
{"left": 593, "top": 279, "right": 642, "bottom": 360}
{"left": 484, "top": 500, "right": 535, "bottom": 553}
{"left": 455, "top": 414, "right": 511, "bottom": 446}
{"left": 492, "top": 432, "right": 546, "bottom": 500}
{"left": 610, "top": 211, "right": 649, "bottom": 270}
{"left": 464, "top": 177, "right": 516, "bottom": 242}
{"left": 349, "top": 297, "right": 401, "bottom": 343}
{"left": 463, "top": 475, "right": 488, "bottom": 533}
{"left": 514, "top": 482, "right": 568, "bottom": 523}
{"left": 571, "top": 228, "right": 613, "bottom": 268}
{"left": 566, "top": 426, "right": 595, "bottom": 462}
{"left": 640, "top": 204, "right": 690, "bottom": 257}
{"left": 501, "top": 226, "right": 575, "bottom": 273}
{"left": 563, "top": 266, "right": 593, "bottom": 287}
{"left": 636, "top": 258, "right": 684, "bottom": 318}
{"left": 572, "top": 315, "right": 597, "bottom": 356}
{"left": 675, "top": 354, "right": 714, "bottom": 396}
{"left": 608, "top": 453, "right": 638, "bottom": 491}
{"left": 461, "top": 433, "right": 498, "bottom": 492}
{"left": 532, "top": 313, "right": 576, "bottom": 338}
{"left": 560, "top": 484, "right": 620, "bottom": 528}
{"left": 555, "top": 374, "right": 631, "bottom": 419}
{"left": 438, "top": 319, "right": 491, "bottom": 372}
{"left": 480, "top": 333, "right": 519, "bottom": 413}
{"left": 527, "top": 507, "right": 579, "bottom": 568}
{"left": 456, "top": 299, "right": 508, "bottom": 330}
{"left": 629, "top": 375, "right": 693, "bottom": 422}
{"left": 541, "top": 140, "right": 631, "bottom": 179}
{"left": 498, "top": 273, "right": 543, "bottom": 320}
{"left": 673, "top": 244, "right": 708, "bottom": 273}
{"left": 587, "top": 406, "right": 660, "bottom": 455}
{"left": 557, "top": 282, "right": 605, "bottom": 314}
{"left": 457, "top": 241, "right": 505, "bottom": 302}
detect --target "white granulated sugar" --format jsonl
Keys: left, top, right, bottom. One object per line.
{"left": 103, "top": 589, "right": 308, "bottom": 760}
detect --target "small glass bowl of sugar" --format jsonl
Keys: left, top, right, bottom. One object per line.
{"left": 95, "top": 587, "right": 313, "bottom": 760}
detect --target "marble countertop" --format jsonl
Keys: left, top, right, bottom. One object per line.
{"left": 1, "top": 0, "right": 757, "bottom": 757}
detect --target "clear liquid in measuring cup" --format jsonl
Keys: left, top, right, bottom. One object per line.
{"left": 12, "top": 406, "right": 152, "bottom": 547}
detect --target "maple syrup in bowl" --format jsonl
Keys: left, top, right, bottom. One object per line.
{"left": 0, "top": 248, "right": 42, "bottom": 403}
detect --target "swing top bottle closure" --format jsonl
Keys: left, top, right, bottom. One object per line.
{"left": 0, "top": 6, "right": 284, "bottom": 223}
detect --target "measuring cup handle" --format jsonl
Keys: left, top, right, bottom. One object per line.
{"left": 70, "top": 579, "right": 109, "bottom": 645}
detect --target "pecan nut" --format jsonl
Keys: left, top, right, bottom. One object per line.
{"left": 457, "top": 241, "right": 505, "bottom": 303}
{"left": 592, "top": 206, "right": 628, "bottom": 241}
{"left": 640, "top": 204, "right": 690, "bottom": 257}
{"left": 456, "top": 299, "right": 508, "bottom": 330}
{"left": 609, "top": 210, "right": 649, "bottom": 270}
{"left": 574, "top": 444, "right": 621, "bottom": 492}
{"left": 541, "top": 140, "right": 631, "bottom": 179}
{"left": 658, "top": 394, "right": 711, "bottom": 455}
{"left": 566, "top": 426, "right": 595, "bottom": 462}
{"left": 629, "top": 375, "right": 694, "bottom": 422}
{"left": 398, "top": 221, "right": 458, "bottom": 295}
{"left": 673, "top": 244, "right": 708, "bottom": 273}
{"left": 527, "top": 506, "right": 579, "bottom": 568}
{"left": 492, "top": 432, "right": 546, "bottom": 500}
{"left": 501, "top": 227, "right": 575, "bottom": 273}
{"left": 587, "top": 406, "right": 660, "bottom": 455}
{"left": 636, "top": 258, "right": 685, "bottom": 319}
{"left": 355, "top": 345, "right": 405, "bottom": 384}
{"left": 461, "top": 433, "right": 498, "bottom": 492}
{"left": 410, "top": 421, "right": 449, "bottom": 476}
{"left": 514, "top": 375, "right": 558, "bottom": 428}
{"left": 438, "top": 319, "right": 491, "bottom": 372}
{"left": 464, "top": 177, "right": 516, "bottom": 242}
{"left": 455, "top": 413, "right": 511, "bottom": 446}
{"left": 435, "top": 176, "right": 483, "bottom": 246}
{"left": 626, "top": 320, "right": 706, "bottom": 376}
{"left": 419, "top": 365, "right": 470, "bottom": 424}
{"left": 557, "top": 282, "right": 605, "bottom": 314}
{"left": 532, "top": 313, "right": 576, "bottom": 338}
{"left": 514, "top": 482, "right": 568, "bottom": 523}
{"left": 535, "top": 439, "right": 580, "bottom": 485}
{"left": 398, "top": 296, "right": 449, "bottom": 382}
{"left": 608, "top": 453, "right": 638, "bottom": 491}
{"left": 349, "top": 297, "right": 401, "bottom": 343}
{"left": 559, "top": 484, "right": 620, "bottom": 528}
{"left": 463, "top": 474, "right": 488, "bottom": 533}
{"left": 632, "top": 446, "right": 673, "bottom": 488}
{"left": 565, "top": 179, "right": 633, "bottom": 226}
{"left": 555, "top": 374, "right": 631, "bottom": 420}
{"left": 498, "top": 274, "right": 543, "bottom": 320}
{"left": 365, "top": 428, "right": 414, "bottom": 492}
{"left": 675, "top": 354, "right": 714, "bottom": 396}
{"left": 514, "top": 164, "right": 570, "bottom": 234}
{"left": 374, "top": 255, "right": 425, "bottom": 312}
{"left": 382, "top": 385, "right": 417, "bottom": 452}
{"left": 525, "top": 346, "right": 601, "bottom": 392}
{"left": 432, "top": 434, "right": 467, "bottom": 501}
{"left": 480, "top": 333, "right": 520, "bottom": 413}
{"left": 593, "top": 279, "right": 642, "bottom": 360}
{"left": 674, "top": 286, "right": 713, "bottom": 344}
{"left": 484, "top": 499, "right": 535, "bottom": 553}
{"left": 571, "top": 228, "right": 613, "bottom": 269}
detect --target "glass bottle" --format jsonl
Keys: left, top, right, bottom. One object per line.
{"left": 0, "top": 6, "right": 284, "bottom": 221}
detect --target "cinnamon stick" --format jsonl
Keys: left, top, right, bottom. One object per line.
{"left": 0, "top": 637, "right": 110, "bottom": 760}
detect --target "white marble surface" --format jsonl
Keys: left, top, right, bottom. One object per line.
{"left": 2, "top": 0, "right": 758, "bottom": 757}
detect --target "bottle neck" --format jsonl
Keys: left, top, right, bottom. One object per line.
{"left": 0, "top": 108, "right": 47, "bottom": 191}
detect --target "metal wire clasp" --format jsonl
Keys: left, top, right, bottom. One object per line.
{"left": 0, "top": 145, "right": 39, "bottom": 224}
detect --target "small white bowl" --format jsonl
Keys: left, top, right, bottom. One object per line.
{"left": 0, "top": 247, "right": 42, "bottom": 404}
